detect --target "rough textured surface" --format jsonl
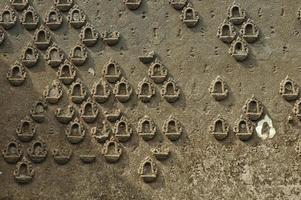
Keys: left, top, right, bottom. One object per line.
{"left": 1, "top": 0, "right": 301, "bottom": 199}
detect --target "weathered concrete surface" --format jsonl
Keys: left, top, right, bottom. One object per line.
{"left": 0, "top": 0, "right": 301, "bottom": 199}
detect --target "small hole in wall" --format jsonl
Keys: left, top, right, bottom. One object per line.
{"left": 142, "top": 12, "right": 146, "bottom": 19}
{"left": 270, "top": 26, "right": 275, "bottom": 34}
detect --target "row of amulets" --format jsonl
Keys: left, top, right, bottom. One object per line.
{"left": 41, "top": 59, "right": 181, "bottom": 104}
{"left": 7, "top": 29, "right": 118, "bottom": 71}
{"left": 0, "top": 0, "right": 193, "bottom": 46}
{"left": 26, "top": 93, "right": 183, "bottom": 141}
{"left": 61, "top": 115, "right": 182, "bottom": 144}
{"left": 7, "top": 0, "right": 142, "bottom": 18}
{"left": 208, "top": 75, "right": 301, "bottom": 103}
{"left": 92, "top": 115, "right": 182, "bottom": 143}
{"left": 2, "top": 135, "right": 166, "bottom": 183}
{"left": 0, "top": 0, "right": 197, "bottom": 46}
{"left": 4, "top": 150, "right": 164, "bottom": 184}
{"left": 208, "top": 75, "right": 301, "bottom": 121}
{"left": 207, "top": 75, "right": 301, "bottom": 141}
{"left": 0, "top": 3, "right": 120, "bottom": 46}
{"left": 55, "top": 0, "right": 143, "bottom": 11}
{"left": 14, "top": 106, "right": 182, "bottom": 144}
{"left": 2, "top": 137, "right": 167, "bottom": 183}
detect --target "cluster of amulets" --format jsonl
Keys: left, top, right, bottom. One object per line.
{"left": 2, "top": 0, "right": 301, "bottom": 185}
{"left": 1, "top": 0, "right": 188, "bottom": 184}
